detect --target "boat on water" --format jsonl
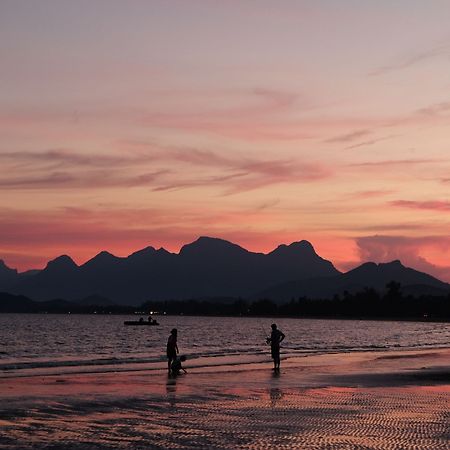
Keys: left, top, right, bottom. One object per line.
{"left": 124, "top": 319, "right": 160, "bottom": 326}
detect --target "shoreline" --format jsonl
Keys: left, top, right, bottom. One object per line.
{"left": 1, "top": 347, "right": 449, "bottom": 449}
{"left": 2, "top": 343, "right": 450, "bottom": 381}
{"left": 2, "top": 311, "right": 450, "bottom": 324}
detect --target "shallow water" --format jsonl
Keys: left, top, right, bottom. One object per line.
{"left": 1, "top": 314, "right": 449, "bottom": 377}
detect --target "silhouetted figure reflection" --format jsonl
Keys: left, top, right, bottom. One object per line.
{"left": 266, "top": 323, "right": 285, "bottom": 372}
{"left": 270, "top": 388, "right": 284, "bottom": 408}
{"left": 166, "top": 375, "right": 177, "bottom": 407}
{"left": 167, "top": 328, "right": 179, "bottom": 373}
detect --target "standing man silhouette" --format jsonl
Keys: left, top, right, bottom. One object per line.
{"left": 167, "top": 328, "right": 179, "bottom": 374}
{"left": 267, "top": 323, "right": 285, "bottom": 372}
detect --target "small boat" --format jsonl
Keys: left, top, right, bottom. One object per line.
{"left": 124, "top": 320, "right": 160, "bottom": 326}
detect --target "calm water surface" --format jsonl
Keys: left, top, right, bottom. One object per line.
{"left": 1, "top": 314, "right": 449, "bottom": 376}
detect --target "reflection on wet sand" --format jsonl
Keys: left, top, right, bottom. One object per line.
{"left": 0, "top": 348, "right": 449, "bottom": 449}
{"left": 166, "top": 375, "right": 177, "bottom": 407}
{"left": 269, "top": 388, "right": 284, "bottom": 408}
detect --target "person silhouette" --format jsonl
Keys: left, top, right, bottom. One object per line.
{"left": 166, "top": 328, "right": 179, "bottom": 373}
{"left": 267, "top": 323, "right": 285, "bottom": 372}
{"left": 170, "top": 355, "right": 187, "bottom": 376}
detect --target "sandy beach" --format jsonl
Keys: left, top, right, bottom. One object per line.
{"left": 0, "top": 347, "right": 449, "bottom": 449}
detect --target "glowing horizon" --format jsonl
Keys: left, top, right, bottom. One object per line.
{"left": 1, "top": 1, "right": 450, "bottom": 281}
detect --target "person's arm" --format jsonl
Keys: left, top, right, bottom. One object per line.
{"left": 279, "top": 332, "right": 285, "bottom": 344}
{"left": 175, "top": 343, "right": 179, "bottom": 353}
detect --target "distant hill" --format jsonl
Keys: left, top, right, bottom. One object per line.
{"left": 258, "top": 260, "right": 450, "bottom": 301}
{"left": 0, "top": 292, "right": 36, "bottom": 312}
{"left": 74, "top": 294, "right": 116, "bottom": 307}
{"left": 0, "top": 237, "right": 339, "bottom": 305}
{"left": 0, "top": 292, "right": 121, "bottom": 314}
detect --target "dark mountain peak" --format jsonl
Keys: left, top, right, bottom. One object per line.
{"left": 360, "top": 262, "right": 377, "bottom": 268}
{"left": 294, "top": 239, "right": 315, "bottom": 250}
{"left": 351, "top": 260, "right": 404, "bottom": 275}
{"left": 97, "top": 250, "right": 116, "bottom": 259}
{"left": 344, "top": 259, "right": 448, "bottom": 291}
{"left": 379, "top": 260, "right": 404, "bottom": 268}
{"left": 45, "top": 255, "right": 77, "bottom": 271}
{"left": 179, "top": 236, "right": 248, "bottom": 257}
{"left": 269, "top": 240, "right": 317, "bottom": 257}
{"left": 128, "top": 246, "right": 157, "bottom": 259}
{"left": 352, "top": 261, "right": 377, "bottom": 272}
{"left": 82, "top": 251, "right": 122, "bottom": 268}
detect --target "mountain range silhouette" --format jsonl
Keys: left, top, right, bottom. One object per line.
{"left": 0, "top": 237, "right": 448, "bottom": 305}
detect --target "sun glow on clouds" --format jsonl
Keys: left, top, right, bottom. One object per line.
{"left": 1, "top": 1, "right": 450, "bottom": 280}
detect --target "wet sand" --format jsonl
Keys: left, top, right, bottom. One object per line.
{"left": 1, "top": 348, "right": 449, "bottom": 449}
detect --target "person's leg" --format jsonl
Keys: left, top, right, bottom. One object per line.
{"left": 274, "top": 351, "right": 280, "bottom": 370}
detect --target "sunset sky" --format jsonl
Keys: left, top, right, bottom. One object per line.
{"left": 1, "top": 1, "right": 450, "bottom": 280}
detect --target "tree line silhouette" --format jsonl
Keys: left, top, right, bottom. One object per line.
{"left": 141, "top": 282, "right": 449, "bottom": 320}
{"left": 1, "top": 282, "right": 449, "bottom": 320}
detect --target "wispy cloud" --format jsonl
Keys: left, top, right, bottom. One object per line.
{"left": 369, "top": 42, "right": 450, "bottom": 76}
{"left": 351, "top": 221, "right": 432, "bottom": 232}
{"left": 0, "top": 145, "right": 332, "bottom": 194}
{"left": 0, "top": 149, "right": 137, "bottom": 167}
{"left": 150, "top": 149, "right": 332, "bottom": 194}
{"left": 349, "top": 190, "right": 395, "bottom": 199}
{"left": 0, "top": 146, "right": 162, "bottom": 189}
{"left": 343, "top": 134, "right": 398, "bottom": 150}
{"left": 138, "top": 87, "right": 317, "bottom": 141}
{"left": 349, "top": 158, "right": 439, "bottom": 169}
{"left": 325, "top": 129, "right": 372, "bottom": 143}
{"left": 416, "top": 101, "right": 450, "bottom": 116}
{"left": 390, "top": 200, "right": 450, "bottom": 212}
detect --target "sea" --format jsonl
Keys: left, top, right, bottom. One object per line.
{"left": 1, "top": 314, "right": 449, "bottom": 378}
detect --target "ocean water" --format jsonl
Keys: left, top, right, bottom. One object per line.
{"left": 1, "top": 314, "right": 449, "bottom": 377}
